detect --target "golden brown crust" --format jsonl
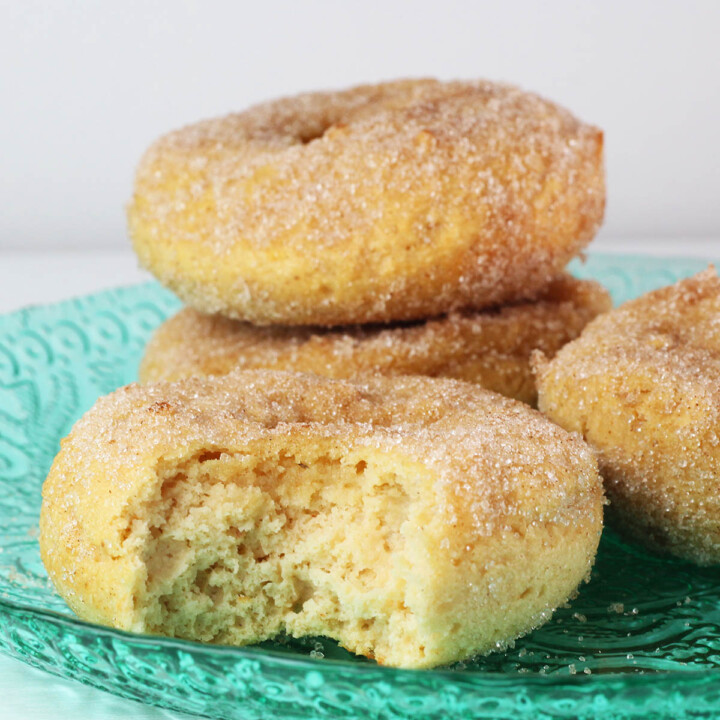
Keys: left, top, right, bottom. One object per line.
{"left": 128, "top": 78, "right": 605, "bottom": 326}
{"left": 41, "top": 371, "right": 603, "bottom": 666}
{"left": 139, "top": 275, "right": 611, "bottom": 405}
{"left": 536, "top": 268, "right": 720, "bottom": 565}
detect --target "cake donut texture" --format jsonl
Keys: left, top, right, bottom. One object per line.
{"left": 536, "top": 268, "right": 720, "bottom": 566}
{"left": 128, "top": 78, "right": 605, "bottom": 326}
{"left": 40, "top": 371, "right": 604, "bottom": 668}
{"left": 139, "top": 275, "right": 611, "bottom": 405}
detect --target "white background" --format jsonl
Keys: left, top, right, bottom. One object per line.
{"left": 2, "top": 0, "right": 720, "bottom": 252}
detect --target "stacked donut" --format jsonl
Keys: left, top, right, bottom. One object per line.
{"left": 39, "top": 79, "right": 612, "bottom": 670}
{"left": 130, "top": 78, "right": 610, "bottom": 405}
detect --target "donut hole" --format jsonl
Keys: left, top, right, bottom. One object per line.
{"left": 135, "top": 444, "right": 444, "bottom": 664}
{"left": 297, "top": 128, "right": 326, "bottom": 144}
{"left": 295, "top": 119, "right": 349, "bottom": 145}
{"left": 296, "top": 122, "right": 332, "bottom": 144}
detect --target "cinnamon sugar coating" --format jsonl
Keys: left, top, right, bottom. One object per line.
{"left": 128, "top": 78, "right": 605, "bottom": 326}
{"left": 140, "top": 275, "right": 610, "bottom": 405}
{"left": 536, "top": 268, "right": 720, "bottom": 565}
{"left": 40, "top": 371, "right": 603, "bottom": 668}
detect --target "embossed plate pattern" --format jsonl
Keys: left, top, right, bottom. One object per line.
{"left": 1, "top": 254, "right": 719, "bottom": 719}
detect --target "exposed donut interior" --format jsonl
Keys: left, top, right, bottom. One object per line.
{"left": 136, "top": 444, "right": 439, "bottom": 666}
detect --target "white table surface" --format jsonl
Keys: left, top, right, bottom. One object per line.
{"left": 1, "top": 240, "right": 719, "bottom": 720}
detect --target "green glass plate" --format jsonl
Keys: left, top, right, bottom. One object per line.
{"left": 1, "top": 254, "right": 719, "bottom": 720}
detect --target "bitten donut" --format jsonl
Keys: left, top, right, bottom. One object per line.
{"left": 140, "top": 276, "right": 611, "bottom": 405}
{"left": 40, "top": 371, "right": 603, "bottom": 668}
{"left": 128, "top": 79, "right": 605, "bottom": 326}
{"left": 536, "top": 268, "right": 720, "bottom": 566}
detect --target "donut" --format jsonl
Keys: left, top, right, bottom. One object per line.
{"left": 139, "top": 275, "right": 611, "bottom": 405}
{"left": 128, "top": 78, "right": 605, "bottom": 326}
{"left": 40, "top": 370, "right": 603, "bottom": 668}
{"left": 535, "top": 268, "right": 720, "bottom": 566}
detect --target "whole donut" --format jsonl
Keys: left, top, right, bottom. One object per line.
{"left": 536, "top": 268, "right": 720, "bottom": 566}
{"left": 128, "top": 79, "right": 605, "bottom": 326}
{"left": 40, "top": 370, "right": 603, "bottom": 668}
{"left": 140, "top": 275, "right": 611, "bottom": 405}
